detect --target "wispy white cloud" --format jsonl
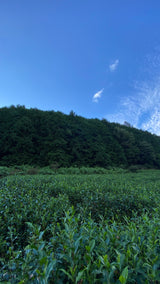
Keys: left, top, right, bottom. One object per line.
{"left": 142, "top": 109, "right": 160, "bottom": 136}
{"left": 105, "top": 49, "right": 160, "bottom": 136}
{"left": 92, "top": 88, "right": 104, "bottom": 103}
{"left": 106, "top": 78, "right": 160, "bottom": 135}
{"left": 109, "top": 59, "right": 119, "bottom": 72}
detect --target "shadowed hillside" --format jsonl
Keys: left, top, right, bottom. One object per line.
{"left": 0, "top": 105, "right": 160, "bottom": 168}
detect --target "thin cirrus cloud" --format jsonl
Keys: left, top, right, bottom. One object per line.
{"left": 123, "top": 79, "right": 160, "bottom": 136}
{"left": 109, "top": 59, "right": 119, "bottom": 72}
{"left": 106, "top": 78, "right": 160, "bottom": 136}
{"left": 142, "top": 108, "right": 160, "bottom": 135}
{"left": 106, "top": 50, "right": 160, "bottom": 136}
{"left": 92, "top": 88, "right": 104, "bottom": 103}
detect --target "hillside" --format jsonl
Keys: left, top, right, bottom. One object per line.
{"left": 0, "top": 105, "right": 160, "bottom": 168}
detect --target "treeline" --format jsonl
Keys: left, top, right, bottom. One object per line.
{"left": 0, "top": 105, "right": 160, "bottom": 168}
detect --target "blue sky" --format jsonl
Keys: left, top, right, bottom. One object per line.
{"left": 1, "top": 1, "right": 160, "bottom": 135}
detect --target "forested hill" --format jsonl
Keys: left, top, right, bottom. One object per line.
{"left": 0, "top": 105, "right": 160, "bottom": 168}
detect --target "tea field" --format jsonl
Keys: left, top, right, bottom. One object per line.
{"left": 0, "top": 168, "right": 160, "bottom": 283}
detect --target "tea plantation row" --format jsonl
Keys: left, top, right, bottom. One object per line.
{"left": 0, "top": 170, "right": 160, "bottom": 283}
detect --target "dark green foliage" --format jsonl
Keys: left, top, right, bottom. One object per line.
{"left": 0, "top": 171, "right": 160, "bottom": 282}
{"left": 0, "top": 105, "right": 160, "bottom": 168}
{"left": 0, "top": 166, "right": 11, "bottom": 178}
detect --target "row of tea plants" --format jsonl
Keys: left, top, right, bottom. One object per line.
{"left": 0, "top": 170, "right": 160, "bottom": 283}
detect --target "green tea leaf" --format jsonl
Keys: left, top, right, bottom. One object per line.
{"left": 119, "top": 266, "right": 128, "bottom": 284}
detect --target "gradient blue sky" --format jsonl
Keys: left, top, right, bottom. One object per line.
{"left": 1, "top": 1, "right": 160, "bottom": 135}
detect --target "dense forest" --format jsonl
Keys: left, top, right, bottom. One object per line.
{"left": 0, "top": 105, "right": 160, "bottom": 168}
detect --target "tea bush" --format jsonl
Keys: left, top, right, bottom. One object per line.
{"left": 0, "top": 170, "right": 160, "bottom": 282}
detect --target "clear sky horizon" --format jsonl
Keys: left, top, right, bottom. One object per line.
{"left": 1, "top": 1, "right": 160, "bottom": 135}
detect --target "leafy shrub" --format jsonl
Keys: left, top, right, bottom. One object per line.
{"left": 0, "top": 166, "right": 10, "bottom": 178}
{"left": 26, "top": 168, "right": 39, "bottom": 175}
{"left": 0, "top": 170, "right": 160, "bottom": 282}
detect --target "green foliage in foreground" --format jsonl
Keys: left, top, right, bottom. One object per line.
{"left": 0, "top": 165, "right": 123, "bottom": 178}
{"left": 0, "top": 170, "right": 160, "bottom": 283}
